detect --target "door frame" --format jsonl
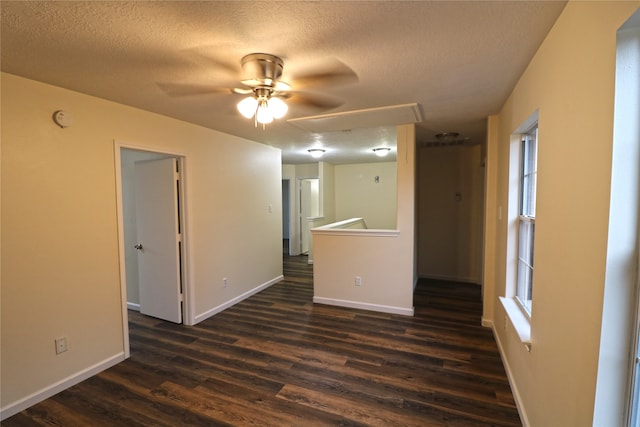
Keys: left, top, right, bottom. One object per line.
{"left": 114, "top": 140, "right": 192, "bottom": 358}
{"left": 282, "top": 178, "right": 292, "bottom": 256}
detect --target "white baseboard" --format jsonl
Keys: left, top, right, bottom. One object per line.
{"left": 313, "top": 296, "right": 414, "bottom": 316}
{"left": 127, "top": 302, "right": 140, "bottom": 311}
{"left": 0, "top": 352, "right": 125, "bottom": 421}
{"left": 193, "top": 275, "right": 284, "bottom": 324}
{"left": 481, "top": 317, "right": 493, "bottom": 328}
{"left": 490, "top": 324, "right": 530, "bottom": 427}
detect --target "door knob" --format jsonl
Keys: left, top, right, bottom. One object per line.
{"left": 134, "top": 244, "right": 143, "bottom": 250}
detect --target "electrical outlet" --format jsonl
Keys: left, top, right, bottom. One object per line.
{"left": 355, "top": 276, "right": 362, "bottom": 286}
{"left": 223, "top": 277, "right": 228, "bottom": 288}
{"left": 55, "top": 337, "right": 68, "bottom": 354}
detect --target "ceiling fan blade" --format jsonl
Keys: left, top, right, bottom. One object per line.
{"left": 179, "top": 46, "right": 241, "bottom": 76}
{"left": 232, "top": 87, "right": 254, "bottom": 95}
{"left": 290, "top": 59, "right": 358, "bottom": 89}
{"left": 284, "top": 91, "right": 344, "bottom": 110}
{"left": 157, "top": 82, "right": 233, "bottom": 97}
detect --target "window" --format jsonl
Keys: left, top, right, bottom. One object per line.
{"left": 516, "top": 126, "right": 537, "bottom": 313}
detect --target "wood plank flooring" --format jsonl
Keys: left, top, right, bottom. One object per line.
{"left": 3, "top": 255, "right": 521, "bottom": 426}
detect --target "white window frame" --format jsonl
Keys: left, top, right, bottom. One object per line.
{"left": 516, "top": 127, "right": 538, "bottom": 314}
{"left": 499, "top": 114, "right": 538, "bottom": 350}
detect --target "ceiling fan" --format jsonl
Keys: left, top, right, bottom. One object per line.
{"left": 158, "top": 52, "right": 358, "bottom": 128}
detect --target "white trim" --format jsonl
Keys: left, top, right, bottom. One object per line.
{"left": 0, "top": 353, "right": 125, "bottom": 421}
{"left": 194, "top": 275, "right": 284, "bottom": 324}
{"left": 113, "top": 141, "right": 131, "bottom": 358}
{"left": 481, "top": 318, "right": 493, "bottom": 328}
{"left": 314, "top": 217, "right": 366, "bottom": 229}
{"left": 312, "top": 228, "right": 399, "bottom": 237}
{"left": 499, "top": 296, "right": 532, "bottom": 350}
{"left": 313, "top": 296, "right": 414, "bottom": 316}
{"left": 491, "top": 322, "right": 530, "bottom": 427}
{"left": 127, "top": 302, "right": 141, "bottom": 311}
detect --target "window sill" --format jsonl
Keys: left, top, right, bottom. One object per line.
{"left": 499, "top": 296, "right": 532, "bottom": 352}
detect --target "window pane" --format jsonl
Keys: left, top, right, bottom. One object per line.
{"left": 518, "top": 221, "right": 529, "bottom": 261}
{"left": 521, "top": 175, "right": 531, "bottom": 215}
{"left": 517, "top": 218, "right": 534, "bottom": 310}
{"left": 529, "top": 174, "right": 537, "bottom": 217}
{"left": 529, "top": 222, "right": 535, "bottom": 268}
{"left": 517, "top": 259, "right": 528, "bottom": 296}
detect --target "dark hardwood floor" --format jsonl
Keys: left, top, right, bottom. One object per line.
{"left": 3, "top": 255, "right": 521, "bottom": 426}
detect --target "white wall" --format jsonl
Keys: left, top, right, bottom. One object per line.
{"left": 482, "top": 2, "right": 640, "bottom": 426}
{"left": 1, "top": 73, "right": 283, "bottom": 417}
{"left": 334, "top": 161, "right": 397, "bottom": 229}
{"left": 417, "top": 144, "right": 484, "bottom": 283}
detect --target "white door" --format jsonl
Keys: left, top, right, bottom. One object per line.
{"left": 134, "top": 157, "right": 183, "bottom": 323}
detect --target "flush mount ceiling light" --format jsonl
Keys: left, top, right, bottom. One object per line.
{"left": 308, "top": 148, "right": 325, "bottom": 158}
{"left": 373, "top": 147, "right": 391, "bottom": 157}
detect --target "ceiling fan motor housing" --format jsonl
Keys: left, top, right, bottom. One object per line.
{"left": 241, "top": 53, "right": 284, "bottom": 87}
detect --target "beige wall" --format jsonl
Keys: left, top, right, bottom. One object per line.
{"left": 334, "top": 161, "right": 397, "bottom": 229}
{"left": 1, "top": 73, "right": 283, "bottom": 415}
{"left": 483, "top": 2, "right": 640, "bottom": 426}
{"left": 417, "top": 144, "right": 483, "bottom": 283}
{"left": 312, "top": 125, "right": 415, "bottom": 315}
{"left": 319, "top": 161, "right": 335, "bottom": 224}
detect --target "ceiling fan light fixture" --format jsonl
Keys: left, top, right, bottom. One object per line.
{"left": 237, "top": 89, "right": 287, "bottom": 126}
{"left": 268, "top": 96, "right": 288, "bottom": 119}
{"left": 237, "top": 96, "right": 258, "bottom": 119}
{"left": 256, "top": 99, "right": 274, "bottom": 124}
{"left": 373, "top": 147, "right": 391, "bottom": 157}
{"left": 308, "top": 148, "right": 325, "bottom": 158}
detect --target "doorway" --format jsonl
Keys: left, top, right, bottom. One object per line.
{"left": 299, "top": 178, "right": 319, "bottom": 254}
{"left": 282, "top": 179, "right": 291, "bottom": 255}
{"left": 114, "top": 144, "right": 190, "bottom": 356}
{"left": 416, "top": 144, "right": 484, "bottom": 284}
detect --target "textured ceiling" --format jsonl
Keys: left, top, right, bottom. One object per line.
{"left": 1, "top": 1, "right": 566, "bottom": 164}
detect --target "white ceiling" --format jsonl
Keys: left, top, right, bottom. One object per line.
{"left": 0, "top": 1, "right": 566, "bottom": 164}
